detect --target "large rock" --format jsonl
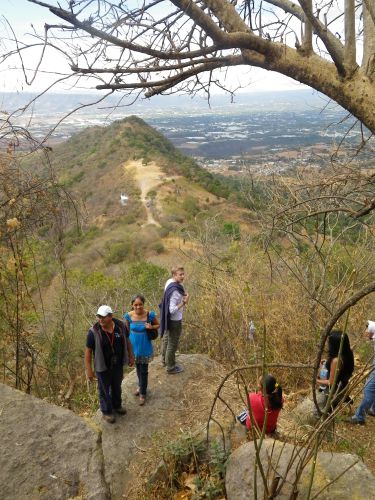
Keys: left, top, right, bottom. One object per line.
{"left": 0, "top": 354, "right": 235, "bottom": 499}
{"left": 0, "top": 383, "right": 109, "bottom": 500}
{"left": 226, "top": 439, "right": 375, "bottom": 499}
{"left": 290, "top": 393, "right": 327, "bottom": 427}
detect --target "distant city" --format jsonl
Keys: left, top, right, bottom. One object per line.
{"left": 2, "top": 90, "right": 373, "bottom": 174}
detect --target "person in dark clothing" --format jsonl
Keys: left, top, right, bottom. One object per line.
{"left": 316, "top": 330, "right": 354, "bottom": 410}
{"left": 85, "top": 305, "right": 134, "bottom": 423}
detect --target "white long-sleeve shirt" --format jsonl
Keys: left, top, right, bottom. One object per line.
{"left": 165, "top": 279, "right": 184, "bottom": 321}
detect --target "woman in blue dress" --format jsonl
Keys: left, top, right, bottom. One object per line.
{"left": 124, "top": 294, "right": 159, "bottom": 405}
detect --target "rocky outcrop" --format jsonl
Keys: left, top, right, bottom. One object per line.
{"left": 97, "top": 353, "right": 226, "bottom": 499}
{"left": 226, "top": 439, "right": 375, "bottom": 499}
{"left": 0, "top": 383, "right": 109, "bottom": 500}
{"left": 4, "top": 354, "right": 373, "bottom": 500}
{"left": 0, "top": 354, "right": 227, "bottom": 500}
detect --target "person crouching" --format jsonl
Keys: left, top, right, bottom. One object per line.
{"left": 237, "top": 374, "right": 283, "bottom": 435}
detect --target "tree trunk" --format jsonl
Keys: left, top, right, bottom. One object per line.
{"left": 363, "top": 1, "right": 375, "bottom": 78}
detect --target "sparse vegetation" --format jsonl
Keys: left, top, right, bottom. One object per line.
{"left": 2, "top": 110, "right": 375, "bottom": 498}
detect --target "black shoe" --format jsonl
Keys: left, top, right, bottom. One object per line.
{"left": 114, "top": 407, "right": 127, "bottom": 415}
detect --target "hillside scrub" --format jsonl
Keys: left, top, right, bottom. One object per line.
{"left": 176, "top": 196, "right": 375, "bottom": 387}
{"left": 3, "top": 165, "right": 375, "bottom": 405}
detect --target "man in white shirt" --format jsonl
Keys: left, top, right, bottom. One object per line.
{"left": 159, "top": 266, "right": 189, "bottom": 374}
{"left": 350, "top": 320, "right": 375, "bottom": 425}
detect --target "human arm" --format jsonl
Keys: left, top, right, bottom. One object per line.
{"left": 126, "top": 337, "right": 134, "bottom": 366}
{"left": 85, "top": 347, "right": 95, "bottom": 381}
{"left": 316, "top": 358, "right": 339, "bottom": 386}
{"left": 124, "top": 316, "right": 135, "bottom": 366}
{"left": 146, "top": 311, "right": 160, "bottom": 330}
{"left": 169, "top": 291, "right": 188, "bottom": 314}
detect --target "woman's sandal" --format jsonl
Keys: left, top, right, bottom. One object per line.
{"left": 134, "top": 388, "right": 140, "bottom": 396}
{"left": 139, "top": 395, "right": 146, "bottom": 406}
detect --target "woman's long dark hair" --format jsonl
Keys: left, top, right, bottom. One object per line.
{"left": 262, "top": 374, "right": 283, "bottom": 410}
{"left": 327, "top": 330, "right": 354, "bottom": 384}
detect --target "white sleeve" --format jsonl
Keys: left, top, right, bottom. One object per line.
{"left": 169, "top": 291, "right": 182, "bottom": 314}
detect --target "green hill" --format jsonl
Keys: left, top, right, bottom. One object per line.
{"left": 24, "top": 116, "right": 250, "bottom": 274}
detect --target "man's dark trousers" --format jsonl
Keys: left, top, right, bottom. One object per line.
{"left": 96, "top": 363, "right": 123, "bottom": 415}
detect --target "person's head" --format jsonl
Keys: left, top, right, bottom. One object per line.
{"left": 96, "top": 305, "right": 113, "bottom": 328}
{"left": 328, "top": 330, "right": 351, "bottom": 358}
{"left": 366, "top": 320, "right": 375, "bottom": 340}
{"left": 327, "top": 330, "right": 354, "bottom": 379}
{"left": 258, "top": 374, "right": 283, "bottom": 410}
{"left": 171, "top": 266, "right": 185, "bottom": 283}
{"left": 131, "top": 294, "right": 145, "bottom": 313}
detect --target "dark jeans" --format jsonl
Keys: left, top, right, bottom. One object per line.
{"left": 96, "top": 364, "right": 123, "bottom": 415}
{"left": 136, "top": 362, "right": 149, "bottom": 396}
{"left": 162, "top": 320, "right": 182, "bottom": 370}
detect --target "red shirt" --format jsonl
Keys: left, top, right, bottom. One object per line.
{"left": 245, "top": 392, "right": 282, "bottom": 434}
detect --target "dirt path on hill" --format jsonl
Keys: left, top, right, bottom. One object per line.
{"left": 125, "top": 160, "right": 173, "bottom": 227}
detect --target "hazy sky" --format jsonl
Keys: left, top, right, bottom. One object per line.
{"left": 2, "top": 0, "right": 306, "bottom": 95}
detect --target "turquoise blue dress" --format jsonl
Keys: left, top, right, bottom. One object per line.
{"left": 124, "top": 311, "right": 156, "bottom": 363}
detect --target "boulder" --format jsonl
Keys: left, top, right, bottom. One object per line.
{"left": 0, "top": 383, "right": 109, "bottom": 500}
{"left": 226, "top": 439, "right": 375, "bottom": 499}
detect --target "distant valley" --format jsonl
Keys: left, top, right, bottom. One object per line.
{"left": 3, "top": 89, "right": 373, "bottom": 174}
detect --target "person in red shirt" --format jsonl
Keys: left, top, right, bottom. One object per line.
{"left": 237, "top": 374, "right": 283, "bottom": 434}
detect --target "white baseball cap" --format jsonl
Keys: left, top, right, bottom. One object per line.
{"left": 96, "top": 305, "right": 113, "bottom": 317}
{"left": 367, "top": 320, "right": 375, "bottom": 336}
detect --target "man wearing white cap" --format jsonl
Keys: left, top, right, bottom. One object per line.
{"left": 85, "top": 305, "right": 134, "bottom": 423}
{"left": 350, "top": 320, "right": 375, "bottom": 425}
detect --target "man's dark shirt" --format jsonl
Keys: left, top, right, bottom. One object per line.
{"left": 86, "top": 323, "right": 124, "bottom": 369}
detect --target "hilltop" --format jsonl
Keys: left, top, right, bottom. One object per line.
{"left": 34, "top": 116, "right": 252, "bottom": 271}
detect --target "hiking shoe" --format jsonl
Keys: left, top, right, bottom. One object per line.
{"left": 167, "top": 365, "right": 184, "bottom": 374}
{"left": 102, "top": 414, "right": 116, "bottom": 423}
{"left": 348, "top": 416, "right": 365, "bottom": 425}
{"left": 114, "top": 407, "right": 127, "bottom": 415}
{"left": 367, "top": 409, "right": 375, "bottom": 417}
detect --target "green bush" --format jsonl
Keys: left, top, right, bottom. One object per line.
{"left": 151, "top": 241, "right": 165, "bottom": 254}
{"left": 182, "top": 196, "right": 200, "bottom": 217}
{"left": 223, "top": 221, "right": 241, "bottom": 240}
{"left": 104, "top": 241, "right": 133, "bottom": 264}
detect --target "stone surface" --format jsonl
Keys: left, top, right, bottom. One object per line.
{"left": 0, "top": 354, "right": 228, "bottom": 500}
{"left": 226, "top": 439, "right": 375, "bottom": 499}
{"left": 289, "top": 392, "right": 328, "bottom": 428}
{"left": 95, "top": 353, "right": 226, "bottom": 499}
{"left": 0, "top": 383, "right": 109, "bottom": 500}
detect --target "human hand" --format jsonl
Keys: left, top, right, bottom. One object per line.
{"left": 128, "top": 353, "right": 135, "bottom": 367}
{"left": 183, "top": 293, "right": 189, "bottom": 304}
{"left": 86, "top": 368, "right": 95, "bottom": 382}
{"left": 145, "top": 322, "right": 152, "bottom": 329}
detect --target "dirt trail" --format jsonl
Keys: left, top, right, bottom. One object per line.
{"left": 124, "top": 160, "right": 172, "bottom": 227}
